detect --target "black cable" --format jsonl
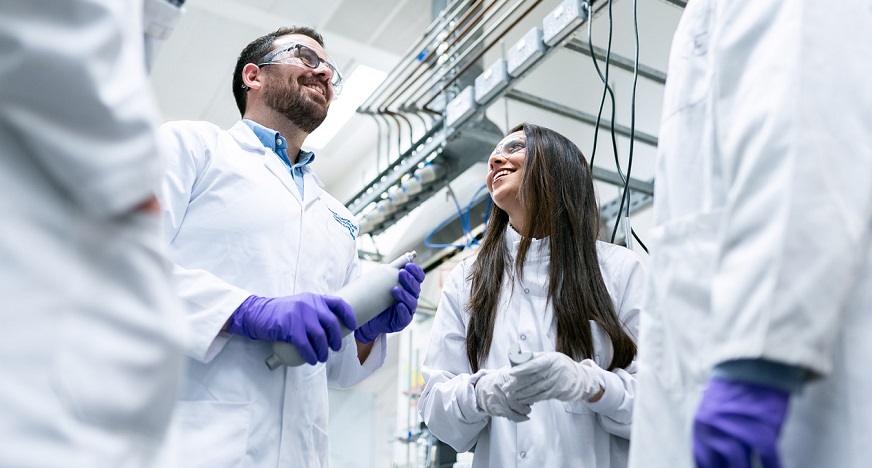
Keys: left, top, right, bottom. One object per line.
{"left": 585, "top": 1, "right": 626, "bottom": 184}
{"left": 610, "top": 0, "right": 641, "bottom": 244}
{"left": 632, "top": 227, "right": 648, "bottom": 253}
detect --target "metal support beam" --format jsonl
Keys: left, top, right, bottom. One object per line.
{"left": 505, "top": 89, "right": 659, "bottom": 147}
{"left": 565, "top": 39, "right": 667, "bottom": 85}
{"left": 599, "top": 190, "right": 654, "bottom": 247}
{"left": 592, "top": 167, "right": 654, "bottom": 196}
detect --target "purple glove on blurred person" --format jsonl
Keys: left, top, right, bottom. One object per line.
{"left": 354, "top": 263, "right": 425, "bottom": 343}
{"left": 693, "top": 377, "right": 790, "bottom": 468}
{"left": 227, "top": 293, "right": 357, "bottom": 365}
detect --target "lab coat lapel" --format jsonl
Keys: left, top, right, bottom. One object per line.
{"left": 262, "top": 154, "right": 303, "bottom": 204}
{"left": 303, "top": 170, "right": 324, "bottom": 207}
{"left": 228, "top": 121, "right": 303, "bottom": 204}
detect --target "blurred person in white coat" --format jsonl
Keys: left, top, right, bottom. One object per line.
{"left": 0, "top": 0, "right": 187, "bottom": 466}
{"left": 628, "top": 1, "right": 872, "bottom": 467}
{"left": 419, "top": 123, "right": 646, "bottom": 467}
{"left": 157, "top": 26, "right": 424, "bottom": 467}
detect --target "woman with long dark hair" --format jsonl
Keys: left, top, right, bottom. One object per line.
{"left": 418, "top": 123, "right": 645, "bottom": 467}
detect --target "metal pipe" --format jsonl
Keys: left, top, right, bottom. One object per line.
{"left": 361, "top": 0, "right": 478, "bottom": 110}
{"left": 370, "top": 114, "right": 385, "bottom": 173}
{"left": 402, "top": 0, "right": 542, "bottom": 111}
{"left": 372, "top": 0, "right": 509, "bottom": 113}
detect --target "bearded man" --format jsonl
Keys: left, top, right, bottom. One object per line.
{"left": 156, "top": 26, "right": 424, "bottom": 468}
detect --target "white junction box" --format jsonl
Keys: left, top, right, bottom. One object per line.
{"left": 474, "top": 59, "right": 509, "bottom": 104}
{"left": 445, "top": 85, "right": 477, "bottom": 128}
{"left": 506, "top": 27, "right": 546, "bottom": 77}
{"left": 543, "top": 0, "right": 588, "bottom": 47}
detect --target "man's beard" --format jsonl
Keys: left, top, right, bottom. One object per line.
{"left": 262, "top": 78, "right": 328, "bottom": 133}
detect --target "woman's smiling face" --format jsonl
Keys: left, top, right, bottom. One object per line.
{"left": 486, "top": 130, "right": 527, "bottom": 219}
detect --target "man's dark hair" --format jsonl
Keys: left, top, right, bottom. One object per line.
{"left": 232, "top": 26, "right": 325, "bottom": 116}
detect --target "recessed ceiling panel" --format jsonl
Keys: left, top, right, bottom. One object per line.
{"left": 323, "top": 0, "right": 401, "bottom": 43}
{"left": 151, "top": 8, "right": 262, "bottom": 123}
{"left": 370, "top": 0, "right": 434, "bottom": 55}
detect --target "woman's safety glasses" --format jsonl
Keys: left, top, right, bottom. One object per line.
{"left": 490, "top": 136, "right": 527, "bottom": 159}
{"left": 258, "top": 43, "right": 343, "bottom": 92}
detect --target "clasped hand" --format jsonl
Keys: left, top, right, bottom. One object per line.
{"left": 474, "top": 352, "right": 602, "bottom": 422}
{"left": 506, "top": 352, "right": 602, "bottom": 404}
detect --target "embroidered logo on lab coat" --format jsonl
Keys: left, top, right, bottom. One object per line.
{"left": 328, "top": 208, "right": 358, "bottom": 240}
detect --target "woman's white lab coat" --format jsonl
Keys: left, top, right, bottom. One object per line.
{"left": 419, "top": 229, "right": 645, "bottom": 467}
{"left": 0, "top": 1, "right": 186, "bottom": 466}
{"left": 158, "top": 120, "right": 387, "bottom": 468}
{"left": 628, "top": 1, "right": 872, "bottom": 467}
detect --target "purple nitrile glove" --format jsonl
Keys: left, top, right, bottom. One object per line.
{"left": 354, "top": 263, "right": 425, "bottom": 344}
{"left": 227, "top": 293, "right": 357, "bottom": 365}
{"left": 693, "top": 377, "right": 790, "bottom": 468}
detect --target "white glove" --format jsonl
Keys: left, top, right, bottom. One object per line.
{"left": 473, "top": 368, "right": 532, "bottom": 422}
{"left": 506, "top": 352, "right": 602, "bottom": 404}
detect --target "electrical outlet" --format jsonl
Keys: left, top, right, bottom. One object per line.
{"left": 543, "top": 0, "right": 588, "bottom": 46}
{"left": 506, "top": 27, "right": 546, "bottom": 77}
{"left": 445, "top": 85, "right": 477, "bottom": 128}
{"left": 474, "top": 59, "right": 509, "bottom": 104}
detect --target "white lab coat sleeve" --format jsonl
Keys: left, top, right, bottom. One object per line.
{"left": 584, "top": 249, "right": 645, "bottom": 439}
{"left": 327, "top": 334, "right": 386, "bottom": 388}
{"left": 157, "top": 122, "right": 251, "bottom": 362}
{"left": 0, "top": 0, "right": 161, "bottom": 217}
{"left": 418, "top": 261, "right": 489, "bottom": 453}
{"left": 708, "top": 0, "right": 872, "bottom": 377}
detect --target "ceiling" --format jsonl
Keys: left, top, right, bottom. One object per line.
{"left": 150, "top": 0, "right": 686, "bottom": 256}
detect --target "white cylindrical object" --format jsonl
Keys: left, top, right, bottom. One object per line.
{"left": 377, "top": 199, "right": 396, "bottom": 215}
{"left": 367, "top": 209, "right": 385, "bottom": 224}
{"left": 414, "top": 163, "right": 445, "bottom": 184}
{"left": 401, "top": 176, "right": 423, "bottom": 195}
{"left": 389, "top": 189, "right": 409, "bottom": 206}
{"left": 266, "top": 251, "right": 418, "bottom": 369}
{"left": 358, "top": 217, "right": 373, "bottom": 235}
{"left": 508, "top": 343, "right": 533, "bottom": 366}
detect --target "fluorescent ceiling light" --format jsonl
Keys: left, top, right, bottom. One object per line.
{"left": 304, "top": 64, "right": 387, "bottom": 149}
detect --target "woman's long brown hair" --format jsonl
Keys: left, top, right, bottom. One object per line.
{"left": 466, "top": 123, "right": 636, "bottom": 372}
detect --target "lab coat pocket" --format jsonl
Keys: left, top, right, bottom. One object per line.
{"left": 646, "top": 211, "right": 721, "bottom": 391}
{"left": 660, "top": 0, "right": 713, "bottom": 120}
{"left": 171, "top": 401, "right": 252, "bottom": 468}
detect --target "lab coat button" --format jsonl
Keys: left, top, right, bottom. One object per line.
{"left": 520, "top": 334, "right": 526, "bottom": 341}
{"left": 523, "top": 288, "right": 530, "bottom": 294}
{"left": 520, "top": 451, "right": 527, "bottom": 458}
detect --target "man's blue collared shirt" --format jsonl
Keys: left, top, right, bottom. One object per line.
{"left": 243, "top": 119, "right": 315, "bottom": 198}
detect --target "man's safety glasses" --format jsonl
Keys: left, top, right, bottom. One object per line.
{"left": 257, "top": 43, "right": 343, "bottom": 90}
